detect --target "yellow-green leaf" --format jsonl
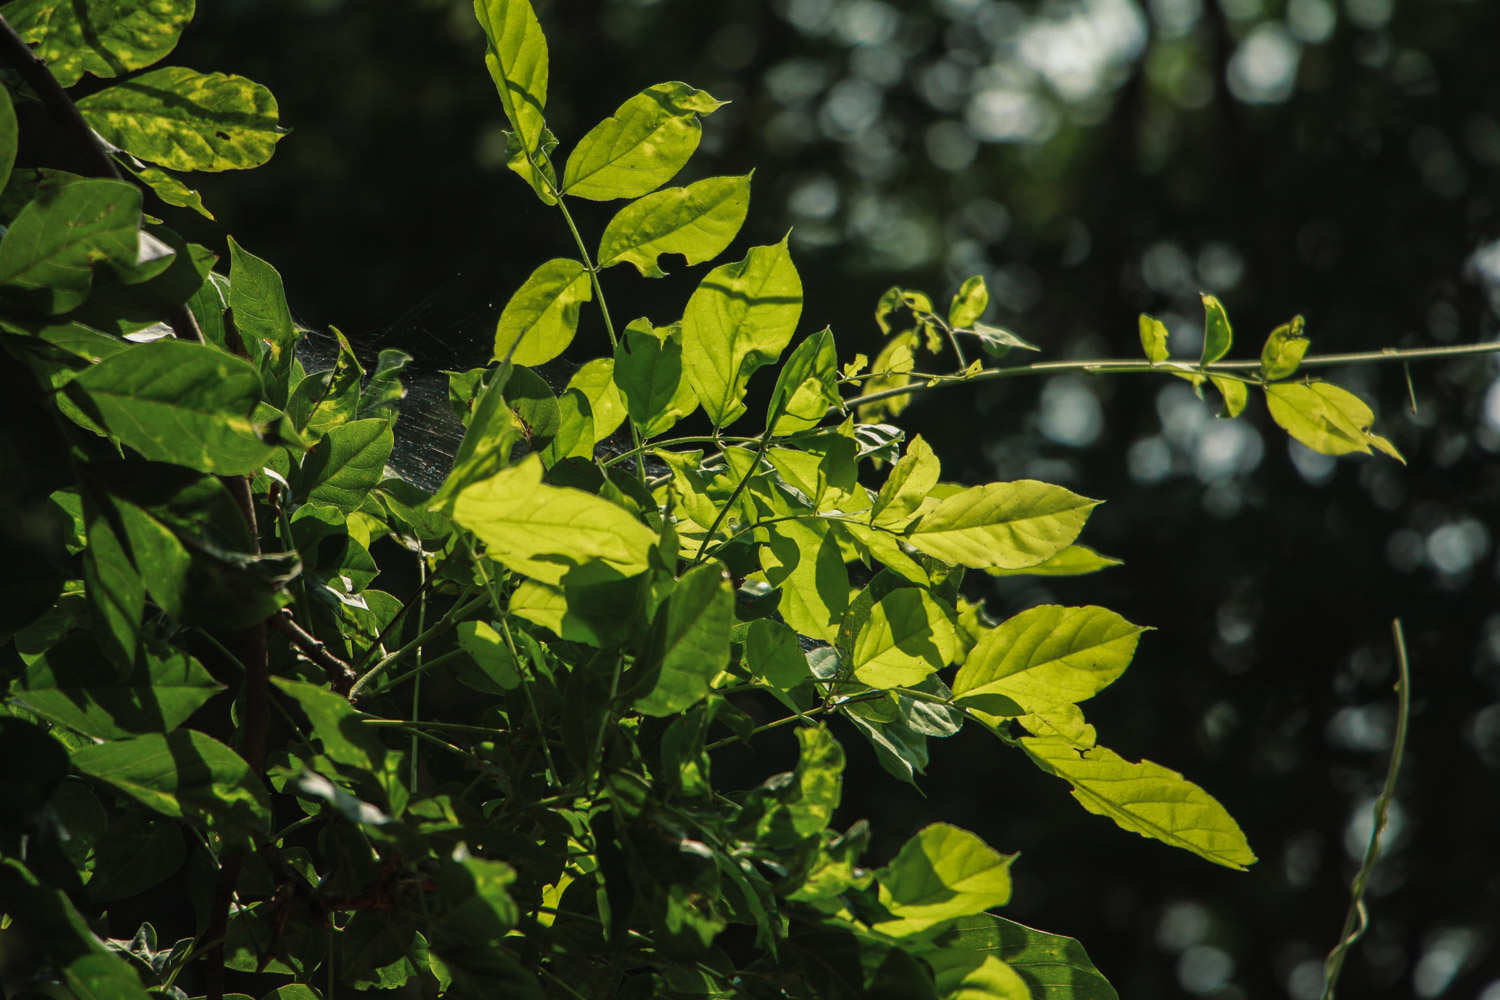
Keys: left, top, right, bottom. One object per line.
{"left": 851, "top": 587, "right": 958, "bottom": 688}
{"left": 473, "top": 0, "right": 550, "bottom": 195}
{"left": 948, "top": 275, "right": 989, "bottom": 329}
{"left": 596, "top": 173, "right": 751, "bottom": 278}
{"left": 903, "top": 480, "right": 1100, "bottom": 571}
{"left": 953, "top": 604, "right": 1145, "bottom": 708}
{"left": 1265, "top": 381, "right": 1403, "bottom": 461}
{"left": 1259, "top": 315, "right": 1309, "bottom": 380}
{"left": 985, "top": 544, "right": 1121, "bottom": 577}
{"left": 1209, "top": 375, "right": 1248, "bottom": 418}
{"left": 634, "top": 563, "right": 733, "bottom": 716}
{"left": 491, "top": 257, "right": 592, "bottom": 366}
{"left": 0, "top": 178, "right": 141, "bottom": 313}
{"left": 3, "top": 0, "right": 194, "bottom": 87}
{"left": 564, "top": 358, "right": 627, "bottom": 444}
{"left": 871, "top": 434, "right": 941, "bottom": 527}
{"left": 1138, "top": 313, "right": 1169, "bottom": 364}
{"left": 1020, "top": 737, "right": 1257, "bottom": 870}
{"left": 612, "top": 318, "right": 698, "bottom": 437}
{"left": 1200, "top": 293, "right": 1232, "bottom": 365}
{"left": 563, "top": 81, "right": 727, "bottom": 201}
{"left": 760, "top": 519, "right": 848, "bottom": 644}
{"left": 874, "top": 823, "right": 1015, "bottom": 937}
{"left": 78, "top": 66, "right": 286, "bottom": 172}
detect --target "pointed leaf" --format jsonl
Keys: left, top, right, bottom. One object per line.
{"left": 454, "top": 621, "right": 522, "bottom": 692}
{"left": 1209, "top": 375, "right": 1247, "bottom": 418}
{"left": 613, "top": 318, "right": 697, "bottom": 437}
{"left": 119, "top": 161, "right": 214, "bottom": 220}
{"left": 1138, "top": 313, "right": 1169, "bottom": 364}
{"left": 296, "top": 418, "right": 394, "bottom": 513}
{"left": 682, "top": 235, "right": 803, "bottom": 427}
{"left": 1259, "top": 315, "right": 1310, "bottom": 380}
{"left": 229, "top": 237, "right": 296, "bottom": 402}
{"left": 925, "top": 951, "right": 1030, "bottom": 1000}
{"left": 72, "top": 730, "right": 271, "bottom": 846}
{"left": 760, "top": 519, "right": 848, "bottom": 643}
{"left": 68, "top": 340, "right": 274, "bottom": 474}
{"left": 563, "top": 81, "right": 727, "bottom": 201}
{"left": 473, "top": 0, "right": 550, "bottom": 194}
{"left": 0, "top": 178, "right": 141, "bottom": 313}
{"left": 634, "top": 563, "right": 733, "bottom": 716}
{"left": 491, "top": 257, "right": 591, "bottom": 365}
{"left": 903, "top": 480, "right": 1099, "bottom": 571}
{"left": 874, "top": 823, "right": 1015, "bottom": 937}
{"left": 767, "top": 326, "right": 841, "bottom": 433}
{"left": 1265, "top": 381, "right": 1400, "bottom": 459}
{"left": 966, "top": 322, "right": 1039, "bottom": 357}
{"left": 79, "top": 66, "right": 286, "bottom": 171}
{"left": 453, "top": 454, "right": 656, "bottom": 585}
{"left": 540, "top": 388, "right": 594, "bottom": 464}
{"left": 83, "top": 503, "right": 144, "bottom": 668}
{"left": 271, "top": 678, "right": 403, "bottom": 812}
{"left": 563, "top": 357, "right": 627, "bottom": 443}
{"left": 948, "top": 275, "right": 989, "bottom": 330}
{"left": 1199, "top": 293, "right": 1232, "bottom": 365}
{"left": 985, "top": 543, "right": 1121, "bottom": 577}
{"left": 871, "top": 435, "right": 941, "bottom": 526}
{"left": 597, "top": 173, "right": 751, "bottom": 277}
{"left": 851, "top": 587, "right": 958, "bottom": 688}
{"left": 927, "top": 915, "right": 1118, "bottom": 1000}
{"left": 3, "top": 0, "right": 193, "bottom": 87}
{"left": 1020, "top": 737, "right": 1256, "bottom": 870}
{"left": 744, "top": 618, "right": 810, "bottom": 690}
{"left": 953, "top": 605, "right": 1145, "bottom": 709}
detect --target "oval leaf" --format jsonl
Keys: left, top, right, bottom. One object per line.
{"left": 1199, "top": 293, "right": 1233, "bottom": 365}
{"left": 3, "top": 0, "right": 195, "bottom": 87}
{"left": 634, "top": 562, "right": 733, "bottom": 716}
{"left": 78, "top": 66, "right": 286, "bottom": 171}
{"left": 851, "top": 587, "right": 958, "bottom": 688}
{"left": 903, "top": 480, "right": 1100, "bottom": 571}
{"left": 613, "top": 318, "right": 698, "bottom": 438}
{"left": 948, "top": 275, "right": 989, "bottom": 329}
{"left": 1138, "top": 312, "right": 1169, "bottom": 364}
{"left": 0, "top": 178, "right": 142, "bottom": 313}
{"left": 491, "top": 257, "right": 592, "bottom": 366}
{"left": 596, "top": 173, "right": 751, "bottom": 278}
{"left": 953, "top": 604, "right": 1145, "bottom": 708}
{"left": 875, "top": 823, "right": 1015, "bottom": 937}
{"left": 563, "top": 81, "right": 727, "bottom": 201}
{"left": 1259, "top": 315, "right": 1309, "bottom": 380}
{"left": 473, "top": 0, "right": 550, "bottom": 192}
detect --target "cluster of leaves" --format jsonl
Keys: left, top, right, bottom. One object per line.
{"left": 0, "top": 1, "right": 1406, "bottom": 998}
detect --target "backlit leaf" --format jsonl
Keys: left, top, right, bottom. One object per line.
{"left": 925, "top": 951, "right": 1030, "bottom": 1000}
{"left": 0, "top": 178, "right": 141, "bottom": 313}
{"left": 871, "top": 434, "right": 941, "bottom": 527}
{"left": 902, "top": 480, "right": 1099, "bottom": 571}
{"left": 453, "top": 454, "right": 656, "bottom": 585}
{"left": 119, "top": 162, "right": 214, "bottom": 220}
{"left": 1199, "top": 293, "right": 1232, "bottom": 365}
{"left": 953, "top": 605, "right": 1144, "bottom": 709}
{"left": 473, "top": 0, "right": 550, "bottom": 195}
{"left": 454, "top": 621, "right": 522, "bottom": 692}
{"left": 1021, "top": 737, "right": 1256, "bottom": 870}
{"left": 491, "top": 257, "right": 591, "bottom": 366}
{"left": 682, "top": 235, "right": 802, "bottom": 427}
{"left": 79, "top": 66, "right": 286, "bottom": 171}
{"left": 874, "top": 823, "right": 1014, "bottom": 937}
{"left": 985, "top": 543, "right": 1121, "bottom": 577}
{"left": 613, "top": 318, "right": 697, "bottom": 437}
{"left": 948, "top": 275, "right": 989, "bottom": 329}
{"left": 564, "top": 357, "right": 627, "bottom": 443}
{"left": 739, "top": 725, "right": 843, "bottom": 846}
{"left": 851, "top": 588, "right": 958, "bottom": 688}
{"left": 1265, "top": 381, "right": 1402, "bottom": 461}
{"left": 1138, "top": 313, "right": 1169, "bottom": 364}
{"left": 563, "top": 81, "right": 727, "bottom": 200}
{"left": 3, "top": 0, "right": 194, "bottom": 87}
{"left": 1260, "top": 315, "right": 1309, "bottom": 381}
{"left": 229, "top": 237, "right": 296, "bottom": 401}
{"left": 634, "top": 563, "right": 733, "bottom": 716}
{"left": 72, "top": 730, "right": 271, "bottom": 846}
{"left": 597, "top": 173, "right": 751, "bottom": 278}
{"left": 927, "top": 914, "right": 1118, "bottom": 1000}
{"left": 767, "top": 326, "right": 840, "bottom": 434}
{"left": 1209, "top": 375, "right": 1248, "bottom": 418}
{"left": 297, "top": 418, "right": 394, "bottom": 514}
{"left": 69, "top": 340, "right": 274, "bottom": 475}
{"left": 744, "top": 618, "right": 810, "bottom": 690}
{"left": 760, "top": 519, "right": 848, "bottom": 643}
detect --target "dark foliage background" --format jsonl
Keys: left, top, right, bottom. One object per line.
{"left": 166, "top": 1, "right": 1500, "bottom": 996}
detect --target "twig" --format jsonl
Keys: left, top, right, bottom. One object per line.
{"left": 269, "top": 610, "right": 357, "bottom": 692}
{"left": 1320, "top": 618, "right": 1412, "bottom": 1000}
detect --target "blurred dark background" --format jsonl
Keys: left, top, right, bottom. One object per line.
{"left": 167, "top": 1, "right": 1500, "bottom": 996}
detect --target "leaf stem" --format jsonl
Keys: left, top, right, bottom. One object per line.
{"left": 1320, "top": 618, "right": 1411, "bottom": 1000}
{"left": 692, "top": 430, "right": 774, "bottom": 563}
{"left": 839, "top": 341, "right": 1500, "bottom": 415}
{"left": 347, "top": 592, "right": 488, "bottom": 700}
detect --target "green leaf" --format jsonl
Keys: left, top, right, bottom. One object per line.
{"left": 1209, "top": 375, "right": 1248, "bottom": 418}
{"left": 296, "top": 418, "right": 394, "bottom": 513}
{"left": 115, "top": 159, "right": 214, "bottom": 221}
{"left": 0, "top": 178, "right": 141, "bottom": 313}
{"left": 271, "top": 678, "right": 402, "bottom": 813}
{"left": 15, "top": 636, "right": 222, "bottom": 740}
{"left": 473, "top": 0, "right": 551, "bottom": 195}
{"left": 1199, "top": 293, "right": 1232, "bottom": 365}
{"left": 452, "top": 454, "right": 657, "bottom": 585}
{"left": 490, "top": 257, "right": 591, "bottom": 366}
{"left": 72, "top": 730, "right": 272, "bottom": 846}
{"left": 760, "top": 519, "right": 848, "bottom": 643}
{"left": 634, "top": 563, "right": 733, "bottom": 716}
{"left": 953, "top": 605, "right": 1145, "bottom": 710}
{"left": 78, "top": 66, "right": 287, "bottom": 171}
{"left": 744, "top": 618, "right": 810, "bottom": 690}
{"left": 430, "top": 368, "right": 524, "bottom": 509}
{"left": 229, "top": 236, "right": 297, "bottom": 402}
{"left": 740, "top": 725, "right": 844, "bottom": 847}
{"left": 851, "top": 588, "right": 958, "bottom": 688}
{"left": 844, "top": 711, "right": 929, "bottom": 787}
{"left": 1265, "top": 381, "right": 1403, "bottom": 461}
{"left": 563, "top": 357, "right": 627, "bottom": 444}
{"left": 967, "top": 322, "right": 1039, "bottom": 357}
{"left": 540, "top": 388, "right": 594, "bottom": 464}
{"left": 872, "top": 434, "right": 941, "bottom": 527}
{"left": 767, "top": 326, "right": 840, "bottom": 434}
{"left": 1260, "top": 315, "right": 1310, "bottom": 380}
{"left": 1020, "top": 737, "right": 1257, "bottom": 870}
{"left": 596, "top": 173, "right": 752, "bottom": 278}
{"left": 948, "top": 275, "right": 989, "bottom": 329}
{"left": 1138, "top": 313, "right": 1169, "bottom": 365}
{"left": 83, "top": 503, "right": 145, "bottom": 668}
{"left": 682, "top": 235, "right": 803, "bottom": 427}
{"left": 2, "top": 0, "right": 194, "bottom": 87}
{"left": 0, "top": 85, "right": 17, "bottom": 193}
{"left": 454, "top": 621, "right": 522, "bottom": 692}
{"left": 925, "top": 951, "right": 1030, "bottom": 1000}
{"left": 874, "top": 823, "right": 1015, "bottom": 937}
{"left": 902, "top": 480, "right": 1100, "bottom": 572}
{"left": 613, "top": 318, "right": 698, "bottom": 437}
{"left": 985, "top": 543, "right": 1121, "bottom": 577}
{"left": 927, "top": 914, "right": 1118, "bottom": 1000}
{"left": 563, "top": 81, "right": 728, "bottom": 201}
{"left": 68, "top": 340, "right": 274, "bottom": 474}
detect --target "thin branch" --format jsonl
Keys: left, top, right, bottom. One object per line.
{"left": 839, "top": 341, "right": 1500, "bottom": 415}
{"left": 269, "top": 609, "right": 357, "bottom": 692}
{"left": 1321, "top": 618, "right": 1412, "bottom": 1000}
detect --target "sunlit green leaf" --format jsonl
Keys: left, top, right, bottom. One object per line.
{"left": 613, "top": 318, "right": 698, "bottom": 437}
{"left": 953, "top": 605, "right": 1144, "bottom": 712}
{"left": 927, "top": 914, "right": 1119, "bottom": 1000}
{"left": 1020, "top": 737, "right": 1257, "bottom": 870}
{"left": 768, "top": 326, "right": 840, "bottom": 434}
{"left": 0, "top": 86, "right": 17, "bottom": 193}
{"left": 760, "top": 518, "right": 848, "bottom": 643}
{"left": 856, "top": 330, "right": 918, "bottom": 424}
{"left": 1015, "top": 702, "right": 1097, "bottom": 748}
{"left": 3, "top": 0, "right": 194, "bottom": 87}
{"left": 597, "top": 173, "right": 751, "bottom": 278}
{"left": 229, "top": 236, "right": 296, "bottom": 401}
{"left": 948, "top": 275, "right": 989, "bottom": 329}
{"left": 925, "top": 950, "right": 1030, "bottom": 1000}
{"left": 1138, "top": 313, "right": 1169, "bottom": 365}
{"left": 984, "top": 543, "right": 1121, "bottom": 577}
{"left": 851, "top": 587, "right": 958, "bottom": 688}
{"left": 1209, "top": 375, "right": 1248, "bottom": 418}
{"left": 872, "top": 434, "right": 941, "bottom": 527}
{"left": 874, "top": 823, "right": 1015, "bottom": 937}
{"left": 739, "top": 725, "right": 843, "bottom": 847}
{"left": 1199, "top": 293, "right": 1232, "bottom": 365}
{"left": 454, "top": 621, "right": 522, "bottom": 692}
{"left": 79, "top": 66, "right": 286, "bottom": 171}
{"left": 902, "top": 480, "right": 1099, "bottom": 571}
{"left": 453, "top": 454, "right": 656, "bottom": 585}
{"left": 1265, "top": 381, "right": 1403, "bottom": 461}
{"left": 1260, "top": 315, "right": 1309, "bottom": 381}
{"left": 430, "top": 367, "right": 524, "bottom": 509}
{"left": 541, "top": 388, "right": 594, "bottom": 463}
{"left": 682, "top": 235, "right": 802, "bottom": 427}
{"left": 117, "top": 160, "right": 214, "bottom": 220}
{"left": 296, "top": 418, "right": 394, "bottom": 514}
{"left": 69, "top": 340, "right": 273, "bottom": 474}
{"left": 563, "top": 81, "right": 727, "bottom": 200}
{"left": 72, "top": 730, "right": 271, "bottom": 846}
{"left": 0, "top": 178, "right": 141, "bottom": 313}
{"left": 744, "top": 618, "right": 810, "bottom": 690}
{"left": 473, "top": 0, "right": 551, "bottom": 196}
{"left": 491, "top": 257, "right": 591, "bottom": 366}
{"left": 634, "top": 562, "right": 733, "bottom": 716}
{"left": 564, "top": 357, "right": 627, "bottom": 443}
